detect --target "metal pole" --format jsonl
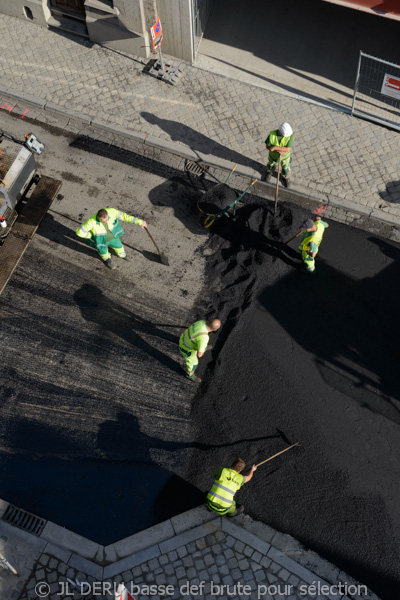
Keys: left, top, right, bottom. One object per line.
{"left": 351, "top": 50, "right": 363, "bottom": 117}
{"left": 158, "top": 45, "right": 165, "bottom": 71}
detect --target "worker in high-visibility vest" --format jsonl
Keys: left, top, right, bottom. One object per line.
{"left": 76, "top": 207, "right": 147, "bottom": 269}
{"left": 299, "top": 216, "right": 329, "bottom": 273}
{"left": 179, "top": 318, "right": 221, "bottom": 383}
{"left": 264, "top": 122, "right": 294, "bottom": 187}
{"left": 206, "top": 459, "right": 257, "bottom": 517}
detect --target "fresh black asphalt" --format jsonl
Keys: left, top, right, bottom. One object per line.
{"left": 0, "top": 168, "right": 399, "bottom": 599}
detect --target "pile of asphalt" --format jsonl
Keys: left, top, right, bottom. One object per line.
{"left": 198, "top": 183, "right": 239, "bottom": 214}
{"left": 187, "top": 199, "right": 400, "bottom": 600}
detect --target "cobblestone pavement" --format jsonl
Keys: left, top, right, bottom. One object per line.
{"left": 0, "top": 14, "right": 399, "bottom": 225}
{"left": 1, "top": 508, "right": 379, "bottom": 600}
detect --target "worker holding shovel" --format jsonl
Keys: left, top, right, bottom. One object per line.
{"left": 206, "top": 458, "right": 257, "bottom": 517}
{"left": 179, "top": 318, "right": 221, "bottom": 383}
{"left": 76, "top": 207, "right": 147, "bottom": 270}
{"left": 264, "top": 122, "right": 294, "bottom": 187}
{"left": 299, "top": 215, "right": 329, "bottom": 273}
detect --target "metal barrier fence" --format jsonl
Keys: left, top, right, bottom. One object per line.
{"left": 352, "top": 51, "right": 400, "bottom": 131}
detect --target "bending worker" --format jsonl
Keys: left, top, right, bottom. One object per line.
{"left": 76, "top": 207, "right": 147, "bottom": 269}
{"left": 299, "top": 215, "right": 329, "bottom": 273}
{"left": 179, "top": 318, "right": 221, "bottom": 383}
{"left": 264, "top": 122, "right": 294, "bottom": 187}
{"left": 206, "top": 458, "right": 257, "bottom": 517}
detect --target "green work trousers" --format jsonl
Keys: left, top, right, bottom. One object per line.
{"left": 89, "top": 237, "right": 126, "bottom": 261}
{"left": 179, "top": 340, "right": 198, "bottom": 375}
{"left": 267, "top": 153, "right": 291, "bottom": 176}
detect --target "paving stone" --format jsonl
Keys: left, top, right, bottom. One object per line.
{"left": 177, "top": 546, "right": 188, "bottom": 559}
{"left": 48, "top": 558, "right": 59, "bottom": 570}
{"left": 234, "top": 541, "right": 245, "bottom": 553}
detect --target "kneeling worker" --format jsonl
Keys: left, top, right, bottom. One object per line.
{"left": 206, "top": 458, "right": 257, "bottom": 517}
{"left": 179, "top": 318, "right": 221, "bottom": 383}
{"left": 76, "top": 207, "right": 147, "bottom": 269}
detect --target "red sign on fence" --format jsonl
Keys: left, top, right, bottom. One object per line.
{"left": 381, "top": 73, "right": 400, "bottom": 101}
{"left": 150, "top": 18, "right": 163, "bottom": 51}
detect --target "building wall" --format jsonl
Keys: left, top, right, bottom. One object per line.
{"left": 0, "top": 0, "right": 194, "bottom": 62}
{"left": 158, "top": 0, "right": 193, "bottom": 63}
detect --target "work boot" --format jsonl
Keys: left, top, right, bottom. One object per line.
{"left": 263, "top": 169, "right": 274, "bottom": 183}
{"left": 283, "top": 176, "right": 291, "bottom": 188}
{"left": 105, "top": 259, "right": 116, "bottom": 270}
{"left": 186, "top": 373, "right": 202, "bottom": 383}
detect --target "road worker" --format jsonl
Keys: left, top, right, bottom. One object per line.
{"left": 179, "top": 318, "right": 221, "bottom": 383}
{"left": 206, "top": 458, "right": 257, "bottom": 517}
{"left": 299, "top": 215, "right": 329, "bottom": 273}
{"left": 76, "top": 207, "right": 147, "bottom": 269}
{"left": 264, "top": 122, "right": 294, "bottom": 187}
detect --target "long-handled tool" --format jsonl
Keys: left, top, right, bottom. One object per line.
{"left": 145, "top": 227, "right": 169, "bottom": 265}
{"left": 274, "top": 156, "right": 281, "bottom": 217}
{"left": 277, "top": 229, "right": 305, "bottom": 251}
{"left": 255, "top": 442, "right": 299, "bottom": 468}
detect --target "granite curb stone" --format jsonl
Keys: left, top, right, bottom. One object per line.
{"left": 0, "top": 503, "right": 379, "bottom": 600}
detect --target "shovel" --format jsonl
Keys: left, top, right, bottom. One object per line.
{"left": 274, "top": 156, "right": 281, "bottom": 217}
{"left": 145, "top": 227, "right": 169, "bottom": 266}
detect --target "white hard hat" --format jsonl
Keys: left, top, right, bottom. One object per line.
{"left": 278, "top": 122, "right": 293, "bottom": 137}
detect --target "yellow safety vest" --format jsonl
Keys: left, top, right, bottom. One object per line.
{"left": 299, "top": 221, "right": 326, "bottom": 250}
{"left": 76, "top": 208, "right": 142, "bottom": 254}
{"left": 180, "top": 320, "right": 209, "bottom": 352}
{"left": 268, "top": 130, "right": 291, "bottom": 161}
{"left": 206, "top": 468, "right": 244, "bottom": 513}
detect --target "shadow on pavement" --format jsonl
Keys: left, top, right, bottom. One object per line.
{"left": 202, "top": 0, "right": 400, "bottom": 99}
{"left": 258, "top": 237, "right": 400, "bottom": 424}
{"left": 74, "top": 283, "right": 181, "bottom": 373}
{"left": 141, "top": 112, "right": 263, "bottom": 173}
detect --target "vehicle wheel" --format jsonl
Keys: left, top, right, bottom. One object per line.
{"left": 199, "top": 214, "right": 215, "bottom": 229}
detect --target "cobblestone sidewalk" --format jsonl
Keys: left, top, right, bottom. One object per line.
{"left": 0, "top": 14, "right": 399, "bottom": 227}
{"left": 0, "top": 503, "right": 379, "bottom": 600}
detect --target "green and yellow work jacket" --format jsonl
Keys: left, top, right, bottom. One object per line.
{"left": 179, "top": 320, "right": 209, "bottom": 353}
{"left": 76, "top": 207, "right": 143, "bottom": 255}
{"left": 206, "top": 468, "right": 246, "bottom": 514}
{"left": 266, "top": 129, "right": 292, "bottom": 162}
{"left": 299, "top": 221, "right": 327, "bottom": 253}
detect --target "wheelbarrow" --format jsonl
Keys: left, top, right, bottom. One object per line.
{"left": 197, "top": 165, "right": 258, "bottom": 228}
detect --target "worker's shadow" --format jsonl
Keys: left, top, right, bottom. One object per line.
{"left": 148, "top": 174, "right": 210, "bottom": 235}
{"left": 379, "top": 179, "right": 400, "bottom": 204}
{"left": 74, "top": 284, "right": 181, "bottom": 373}
{"left": 97, "top": 410, "right": 205, "bottom": 525}
{"left": 37, "top": 212, "right": 96, "bottom": 259}
{"left": 141, "top": 112, "right": 263, "bottom": 173}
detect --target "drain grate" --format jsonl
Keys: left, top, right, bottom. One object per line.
{"left": 185, "top": 161, "right": 208, "bottom": 176}
{"left": 2, "top": 504, "right": 46, "bottom": 536}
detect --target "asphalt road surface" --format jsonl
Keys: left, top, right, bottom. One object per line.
{"left": 0, "top": 113, "right": 399, "bottom": 599}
